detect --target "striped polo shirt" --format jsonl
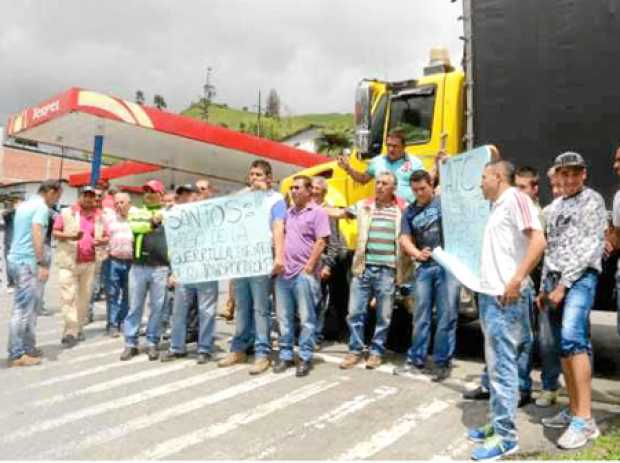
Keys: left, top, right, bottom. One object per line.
{"left": 365, "top": 205, "right": 399, "bottom": 268}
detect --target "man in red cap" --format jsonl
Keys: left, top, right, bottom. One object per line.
{"left": 120, "top": 179, "right": 171, "bottom": 361}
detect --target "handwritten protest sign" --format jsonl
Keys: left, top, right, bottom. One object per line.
{"left": 432, "top": 146, "right": 491, "bottom": 292}
{"left": 164, "top": 191, "right": 273, "bottom": 284}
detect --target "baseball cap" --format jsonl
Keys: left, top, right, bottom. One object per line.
{"left": 79, "top": 185, "right": 97, "bottom": 195}
{"left": 143, "top": 180, "right": 165, "bottom": 194}
{"left": 175, "top": 183, "right": 196, "bottom": 194}
{"left": 553, "top": 151, "right": 586, "bottom": 169}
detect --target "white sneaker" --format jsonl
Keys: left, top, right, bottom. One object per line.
{"left": 536, "top": 389, "right": 559, "bottom": 407}
{"left": 542, "top": 407, "right": 572, "bottom": 429}
{"left": 557, "top": 417, "right": 600, "bottom": 449}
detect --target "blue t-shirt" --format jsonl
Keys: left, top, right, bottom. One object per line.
{"left": 401, "top": 196, "right": 443, "bottom": 266}
{"left": 7, "top": 195, "right": 50, "bottom": 268}
{"left": 367, "top": 153, "right": 424, "bottom": 203}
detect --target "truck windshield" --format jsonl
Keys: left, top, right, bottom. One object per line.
{"left": 388, "top": 87, "right": 435, "bottom": 144}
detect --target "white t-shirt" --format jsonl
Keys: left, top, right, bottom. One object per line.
{"left": 479, "top": 187, "right": 543, "bottom": 296}
{"left": 613, "top": 190, "right": 620, "bottom": 227}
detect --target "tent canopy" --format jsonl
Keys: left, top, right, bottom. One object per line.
{"left": 6, "top": 88, "right": 330, "bottom": 187}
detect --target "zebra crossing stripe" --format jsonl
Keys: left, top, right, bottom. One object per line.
{"left": 23, "top": 356, "right": 149, "bottom": 389}
{"left": 336, "top": 398, "right": 453, "bottom": 460}
{"left": 247, "top": 385, "right": 398, "bottom": 459}
{"left": 36, "top": 367, "right": 290, "bottom": 459}
{"left": 31, "top": 360, "right": 195, "bottom": 408}
{"left": 137, "top": 378, "right": 344, "bottom": 460}
{"left": 1, "top": 364, "right": 245, "bottom": 445}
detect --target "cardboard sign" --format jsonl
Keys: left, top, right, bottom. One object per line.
{"left": 433, "top": 146, "right": 491, "bottom": 291}
{"left": 164, "top": 191, "right": 273, "bottom": 284}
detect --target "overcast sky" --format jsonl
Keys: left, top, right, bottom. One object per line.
{"left": 0, "top": 0, "right": 463, "bottom": 124}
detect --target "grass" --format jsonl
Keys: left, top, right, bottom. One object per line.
{"left": 181, "top": 102, "right": 353, "bottom": 141}
{"left": 518, "top": 414, "right": 620, "bottom": 460}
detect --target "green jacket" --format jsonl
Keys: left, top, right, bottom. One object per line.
{"left": 128, "top": 204, "right": 169, "bottom": 267}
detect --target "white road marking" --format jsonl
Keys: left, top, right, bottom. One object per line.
{"left": 316, "top": 353, "right": 475, "bottom": 390}
{"left": 246, "top": 385, "right": 398, "bottom": 460}
{"left": 36, "top": 367, "right": 287, "bottom": 459}
{"left": 23, "top": 357, "right": 149, "bottom": 389}
{"left": 1, "top": 365, "right": 244, "bottom": 445}
{"left": 137, "top": 378, "right": 344, "bottom": 460}
{"left": 30, "top": 360, "right": 195, "bottom": 408}
{"left": 306, "top": 385, "right": 398, "bottom": 429}
{"left": 335, "top": 398, "right": 453, "bottom": 460}
{"left": 430, "top": 435, "right": 472, "bottom": 460}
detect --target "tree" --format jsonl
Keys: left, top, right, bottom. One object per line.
{"left": 153, "top": 94, "right": 167, "bottom": 110}
{"left": 316, "top": 128, "right": 353, "bottom": 156}
{"left": 135, "top": 90, "right": 145, "bottom": 105}
{"left": 265, "top": 89, "right": 280, "bottom": 119}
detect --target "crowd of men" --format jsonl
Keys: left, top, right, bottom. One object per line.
{"left": 4, "top": 127, "right": 620, "bottom": 460}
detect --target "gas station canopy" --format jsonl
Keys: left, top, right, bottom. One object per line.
{"left": 6, "top": 87, "right": 330, "bottom": 187}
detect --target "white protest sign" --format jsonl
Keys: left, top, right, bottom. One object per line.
{"left": 432, "top": 146, "right": 491, "bottom": 291}
{"left": 163, "top": 191, "right": 273, "bottom": 284}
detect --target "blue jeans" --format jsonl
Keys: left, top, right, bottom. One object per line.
{"left": 479, "top": 287, "right": 533, "bottom": 444}
{"left": 7, "top": 262, "right": 42, "bottom": 360}
{"left": 106, "top": 258, "right": 130, "bottom": 328}
{"left": 315, "top": 279, "right": 330, "bottom": 344}
{"left": 124, "top": 264, "right": 168, "bottom": 348}
{"left": 543, "top": 270, "right": 597, "bottom": 358}
{"left": 480, "top": 286, "right": 534, "bottom": 393}
{"left": 275, "top": 272, "right": 319, "bottom": 362}
{"left": 537, "top": 294, "right": 562, "bottom": 391}
{"left": 347, "top": 265, "right": 395, "bottom": 357}
{"left": 230, "top": 275, "right": 272, "bottom": 358}
{"left": 407, "top": 264, "right": 460, "bottom": 367}
{"left": 170, "top": 282, "right": 218, "bottom": 354}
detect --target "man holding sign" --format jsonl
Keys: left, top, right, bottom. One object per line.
{"left": 467, "top": 160, "right": 546, "bottom": 461}
{"left": 217, "top": 160, "right": 287, "bottom": 375}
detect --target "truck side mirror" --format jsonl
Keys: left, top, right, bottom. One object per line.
{"left": 354, "top": 81, "right": 373, "bottom": 156}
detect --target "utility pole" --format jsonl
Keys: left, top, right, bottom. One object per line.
{"left": 201, "top": 66, "right": 216, "bottom": 121}
{"left": 257, "top": 89, "right": 262, "bottom": 137}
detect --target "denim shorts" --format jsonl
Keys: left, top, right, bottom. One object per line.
{"left": 542, "top": 269, "right": 597, "bottom": 357}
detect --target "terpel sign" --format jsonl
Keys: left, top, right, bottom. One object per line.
{"left": 32, "top": 100, "right": 60, "bottom": 121}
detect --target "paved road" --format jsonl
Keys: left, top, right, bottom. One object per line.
{"left": 1, "top": 272, "right": 620, "bottom": 460}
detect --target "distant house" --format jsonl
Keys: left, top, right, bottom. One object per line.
{"left": 280, "top": 125, "right": 322, "bottom": 154}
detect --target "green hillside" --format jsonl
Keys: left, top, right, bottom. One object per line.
{"left": 181, "top": 102, "right": 353, "bottom": 142}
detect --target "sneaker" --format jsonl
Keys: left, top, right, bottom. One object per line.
{"left": 432, "top": 366, "right": 451, "bottom": 382}
{"left": 471, "top": 435, "right": 519, "bottom": 461}
{"left": 296, "top": 360, "right": 312, "bottom": 377}
{"left": 160, "top": 351, "right": 187, "bottom": 362}
{"left": 249, "top": 357, "right": 271, "bottom": 375}
{"left": 120, "top": 346, "right": 139, "bottom": 361}
{"left": 61, "top": 335, "right": 78, "bottom": 349}
{"left": 557, "top": 417, "right": 600, "bottom": 450}
{"left": 393, "top": 362, "right": 428, "bottom": 377}
{"left": 26, "top": 347, "right": 44, "bottom": 358}
{"left": 217, "top": 352, "right": 247, "bottom": 368}
{"left": 77, "top": 332, "right": 86, "bottom": 342}
{"left": 463, "top": 385, "right": 490, "bottom": 400}
{"left": 468, "top": 423, "right": 495, "bottom": 443}
{"left": 365, "top": 355, "right": 382, "bottom": 370}
{"left": 109, "top": 327, "right": 121, "bottom": 338}
{"left": 273, "top": 358, "right": 295, "bottom": 373}
{"left": 542, "top": 407, "right": 572, "bottom": 429}
{"left": 196, "top": 353, "right": 212, "bottom": 365}
{"left": 339, "top": 353, "right": 362, "bottom": 370}
{"left": 536, "top": 389, "right": 559, "bottom": 408}
{"left": 8, "top": 354, "right": 41, "bottom": 367}
{"left": 147, "top": 346, "right": 159, "bottom": 361}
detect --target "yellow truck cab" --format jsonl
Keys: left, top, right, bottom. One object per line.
{"left": 281, "top": 50, "right": 465, "bottom": 249}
